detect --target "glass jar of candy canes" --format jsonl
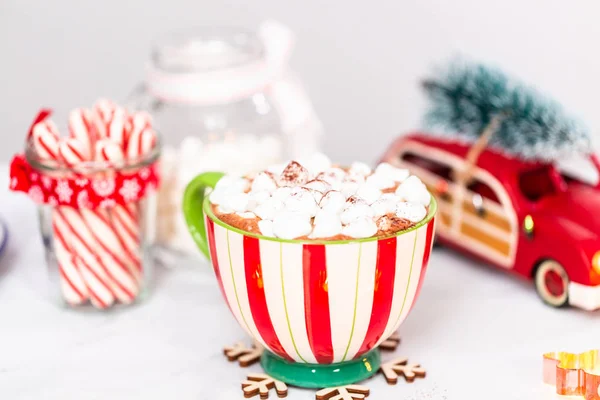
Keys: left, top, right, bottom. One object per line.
{"left": 129, "top": 21, "right": 323, "bottom": 256}
{"left": 10, "top": 104, "right": 160, "bottom": 310}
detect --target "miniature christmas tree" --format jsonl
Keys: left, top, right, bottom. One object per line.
{"left": 422, "top": 61, "right": 591, "bottom": 162}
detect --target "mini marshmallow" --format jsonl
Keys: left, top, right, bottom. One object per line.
{"left": 303, "top": 153, "right": 332, "bottom": 176}
{"left": 307, "top": 189, "right": 324, "bottom": 205}
{"left": 267, "top": 162, "right": 287, "bottom": 176}
{"left": 249, "top": 191, "right": 271, "bottom": 207}
{"left": 396, "top": 202, "right": 427, "bottom": 222}
{"left": 317, "top": 168, "right": 346, "bottom": 189}
{"left": 365, "top": 173, "right": 395, "bottom": 190}
{"left": 310, "top": 212, "right": 342, "bottom": 238}
{"left": 226, "top": 192, "right": 251, "bottom": 213}
{"left": 215, "top": 176, "right": 250, "bottom": 193}
{"left": 284, "top": 188, "right": 319, "bottom": 217}
{"left": 350, "top": 161, "right": 372, "bottom": 176}
{"left": 340, "top": 174, "right": 364, "bottom": 198}
{"left": 342, "top": 217, "right": 378, "bottom": 239}
{"left": 279, "top": 161, "right": 310, "bottom": 187}
{"left": 376, "top": 215, "right": 392, "bottom": 231}
{"left": 371, "top": 194, "right": 400, "bottom": 217}
{"left": 395, "top": 176, "right": 431, "bottom": 206}
{"left": 217, "top": 205, "right": 234, "bottom": 214}
{"left": 355, "top": 183, "right": 382, "bottom": 205}
{"left": 341, "top": 181, "right": 360, "bottom": 198}
{"left": 272, "top": 211, "right": 312, "bottom": 239}
{"left": 319, "top": 190, "right": 346, "bottom": 214}
{"left": 209, "top": 189, "right": 227, "bottom": 205}
{"left": 236, "top": 211, "right": 257, "bottom": 219}
{"left": 251, "top": 172, "right": 277, "bottom": 193}
{"left": 258, "top": 220, "right": 275, "bottom": 237}
{"left": 304, "top": 179, "right": 330, "bottom": 193}
{"left": 210, "top": 176, "right": 251, "bottom": 205}
{"left": 254, "top": 197, "right": 285, "bottom": 220}
{"left": 341, "top": 199, "right": 374, "bottom": 224}
{"left": 375, "top": 163, "right": 410, "bottom": 182}
{"left": 272, "top": 187, "right": 293, "bottom": 202}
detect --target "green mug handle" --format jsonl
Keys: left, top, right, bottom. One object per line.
{"left": 182, "top": 171, "right": 225, "bottom": 259}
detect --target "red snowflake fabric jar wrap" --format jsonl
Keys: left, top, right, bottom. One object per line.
{"left": 10, "top": 103, "right": 161, "bottom": 310}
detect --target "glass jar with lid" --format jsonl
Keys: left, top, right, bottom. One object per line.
{"left": 129, "top": 21, "right": 323, "bottom": 256}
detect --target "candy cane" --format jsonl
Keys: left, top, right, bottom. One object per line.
{"left": 107, "top": 107, "right": 126, "bottom": 149}
{"left": 112, "top": 204, "right": 140, "bottom": 244}
{"left": 125, "top": 112, "right": 152, "bottom": 141}
{"left": 53, "top": 209, "right": 114, "bottom": 308}
{"left": 59, "top": 138, "right": 88, "bottom": 165}
{"left": 95, "top": 140, "right": 142, "bottom": 276}
{"left": 53, "top": 215, "right": 88, "bottom": 305}
{"left": 95, "top": 139, "right": 125, "bottom": 164}
{"left": 126, "top": 128, "right": 156, "bottom": 162}
{"left": 68, "top": 108, "right": 93, "bottom": 158}
{"left": 90, "top": 99, "right": 115, "bottom": 140}
{"left": 56, "top": 207, "right": 137, "bottom": 304}
{"left": 31, "top": 121, "right": 61, "bottom": 160}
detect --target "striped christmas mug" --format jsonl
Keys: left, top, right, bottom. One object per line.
{"left": 183, "top": 172, "right": 437, "bottom": 387}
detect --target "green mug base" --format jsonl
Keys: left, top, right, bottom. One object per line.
{"left": 260, "top": 349, "right": 381, "bottom": 388}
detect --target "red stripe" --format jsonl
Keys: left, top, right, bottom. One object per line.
{"left": 411, "top": 217, "right": 435, "bottom": 306}
{"left": 303, "top": 244, "right": 333, "bottom": 364}
{"left": 36, "top": 135, "right": 58, "bottom": 159}
{"left": 355, "top": 237, "right": 398, "bottom": 357}
{"left": 136, "top": 130, "right": 144, "bottom": 158}
{"left": 67, "top": 142, "right": 85, "bottom": 162}
{"left": 76, "top": 257, "right": 109, "bottom": 309}
{"left": 96, "top": 211, "right": 141, "bottom": 274}
{"left": 243, "top": 236, "right": 293, "bottom": 361}
{"left": 44, "top": 121, "right": 59, "bottom": 138}
{"left": 113, "top": 208, "right": 139, "bottom": 244}
{"left": 58, "top": 263, "right": 86, "bottom": 300}
{"left": 82, "top": 110, "right": 92, "bottom": 134}
{"left": 125, "top": 203, "right": 138, "bottom": 220}
{"left": 207, "top": 218, "right": 232, "bottom": 312}
{"left": 53, "top": 221, "right": 71, "bottom": 252}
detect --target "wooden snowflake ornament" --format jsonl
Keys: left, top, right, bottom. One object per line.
{"left": 379, "top": 331, "right": 401, "bottom": 351}
{"left": 224, "top": 341, "right": 264, "bottom": 367}
{"left": 241, "top": 373, "right": 288, "bottom": 399}
{"left": 380, "top": 357, "right": 426, "bottom": 384}
{"left": 315, "top": 385, "right": 370, "bottom": 400}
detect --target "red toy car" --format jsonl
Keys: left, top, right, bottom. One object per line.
{"left": 382, "top": 133, "right": 600, "bottom": 310}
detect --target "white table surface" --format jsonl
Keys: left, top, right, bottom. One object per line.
{"left": 0, "top": 168, "right": 598, "bottom": 400}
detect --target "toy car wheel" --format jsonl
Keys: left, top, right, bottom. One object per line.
{"left": 534, "top": 260, "right": 569, "bottom": 307}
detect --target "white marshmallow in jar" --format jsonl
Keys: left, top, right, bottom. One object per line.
{"left": 10, "top": 101, "right": 160, "bottom": 310}
{"left": 127, "top": 21, "right": 323, "bottom": 257}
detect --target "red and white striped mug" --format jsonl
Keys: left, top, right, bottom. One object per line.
{"left": 183, "top": 172, "right": 437, "bottom": 387}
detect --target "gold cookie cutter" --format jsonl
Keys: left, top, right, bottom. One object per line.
{"left": 543, "top": 350, "right": 600, "bottom": 398}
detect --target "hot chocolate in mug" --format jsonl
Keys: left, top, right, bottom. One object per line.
{"left": 183, "top": 171, "right": 437, "bottom": 387}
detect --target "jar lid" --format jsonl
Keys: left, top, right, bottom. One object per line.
{"left": 146, "top": 21, "right": 294, "bottom": 105}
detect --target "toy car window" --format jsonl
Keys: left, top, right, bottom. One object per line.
{"left": 402, "top": 152, "right": 453, "bottom": 181}
{"left": 556, "top": 155, "right": 599, "bottom": 186}
{"left": 519, "top": 167, "right": 556, "bottom": 201}
{"left": 467, "top": 180, "right": 500, "bottom": 203}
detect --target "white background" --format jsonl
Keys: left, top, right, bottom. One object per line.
{"left": 1, "top": 0, "right": 600, "bottom": 163}
{"left": 2, "top": 1, "right": 600, "bottom": 399}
